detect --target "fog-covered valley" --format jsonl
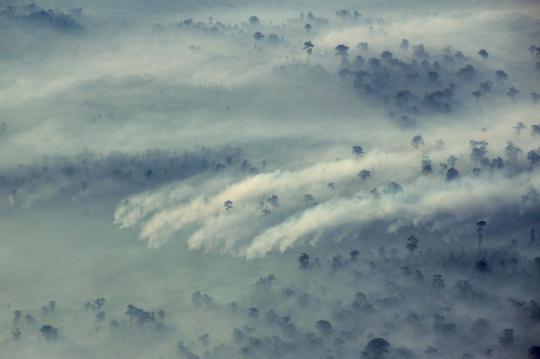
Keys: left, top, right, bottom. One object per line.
{"left": 1, "top": 0, "right": 540, "bottom": 358}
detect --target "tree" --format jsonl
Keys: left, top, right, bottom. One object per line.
{"left": 478, "top": 49, "right": 489, "bottom": 59}
{"left": 505, "top": 141, "right": 522, "bottom": 162}
{"left": 446, "top": 168, "right": 459, "bottom": 181}
{"left": 198, "top": 333, "right": 210, "bottom": 347}
{"left": 11, "top": 328, "right": 21, "bottom": 341}
{"left": 406, "top": 235, "right": 419, "bottom": 255}
{"left": 514, "top": 122, "right": 526, "bottom": 135}
{"left": 25, "top": 314, "right": 34, "bottom": 324}
{"left": 413, "top": 44, "right": 429, "bottom": 59}
{"left": 527, "top": 149, "right": 540, "bottom": 168}
{"left": 191, "top": 291, "right": 213, "bottom": 307}
{"left": 529, "top": 346, "right": 540, "bottom": 359}
{"left": 471, "top": 318, "right": 490, "bottom": 335}
{"left": 248, "top": 16, "right": 259, "bottom": 25}
{"left": 352, "top": 145, "right": 364, "bottom": 158}
{"left": 368, "top": 57, "right": 381, "bottom": 68}
{"left": 507, "top": 87, "right": 519, "bottom": 100}
{"left": 422, "top": 157, "right": 433, "bottom": 175}
{"left": 177, "top": 341, "right": 200, "bottom": 359}
{"left": 358, "top": 42, "right": 369, "bottom": 52}
{"left": 267, "top": 194, "right": 279, "bottom": 208}
{"left": 261, "top": 206, "right": 270, "bottom": 216}
{"left": 380, "top": 50, "right": 393, "bottom": 60}
{"left": 475, "top": 259, "right": 490, "bottom": 273}
{"left": 335, "top": 44, "right": 349, "bottom": 57}
{"left": 457, "top": 64, "right": 476, "bottom": 80}
{"left": 304, "top": 193, "right": 315, "bottom": 203}
{"left": 267, "top": 34, "right": 280, "bottom": 45}
{"left": 336, "top": 9, "right": 349, "bottom": 18}
{"left": 476, "top": 220, "right": 487, "bottom": 249}
{"left": 362, "top": 338, "right": 390, "bottom": 359}
{"left": 480, "top": 81, "right": 492, "bottom": 93}
{"left": 411, "top": 135, "right": 424, "bottom": 149}
{"left": 303, "top": 40, "right": 314, "bottom": 55}
{"left": 435, "top": 139, "right": 445, "bottom": 150}
{"left": 95, "top": 311, "right": 105, "bottom": 322}
{"left": 315, "top": 319, "right": 332, "bottom": 336}
{"left": 495, "top": 70, "right": 508, "bottom": 81}
{"left": 224, "top": 200, "right": 233, "bottom": 210}
{"left": 248, "top": 307, "right": 258, "bottom": 317}
{"left": 385, "top": 182, "right": 403, "bottom": 194}
{"left": 498, "top": 328, "right": 514, "bottom": 347}
{"left": 41, "top": 301, "right": 55, "bottom": 315}
{"left": 432, "top": 274, "right": 445, "bottom": 292}
{"left": 85, "top": 297, "right": 106, "bottom": 312}
{"left": 125, "top": 304, "right": 156, "bottom": 326}
{"left": 304, "top": 23, "right": 312, "bottom": 33}
{"left": 40, "top": 325, "right": 59, "bottom": 341}
{"left": 470, "top": 140, "right": 488, "bottom": 162}
{"left": 255, "top": 274, "right": 275, "bottom": 290}
{"left": 253, "top": 31, "right": 264, "bottom": 43}
{"left": 299, "top": 253, "right": 310, "bottom": 269}
{"left": 489, "top": 156, "right": 504, "bottom": 169}
{"left": 433, "top": 314, "right": 456, "bottom": 334}
{"left": 426, "top": 71, "right": 438, "bottom": 83}
{"left": 400, "top": 39, "right": 409, "bottom": 50}
{"left": 13, "top": 310, "right": 21, "bottom": 323}
{"left": 472, "top": 89, "right": 482, "bottom": 103}
{"left": 352, "top": 292, "right": 373, "bottom": 312}
{"left": 358, "top": 169, "right": 371, "bottom": 180}
{"left": 331, "top": 254, "right": 345, "bottom": 271}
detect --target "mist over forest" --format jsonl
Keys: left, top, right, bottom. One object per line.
{"left": 1, "top": 0, "right": 540, "bottom": 358}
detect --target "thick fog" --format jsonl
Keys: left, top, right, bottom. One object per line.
{"left": 1, "top": 0, "right": 540, "bottom": 358}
